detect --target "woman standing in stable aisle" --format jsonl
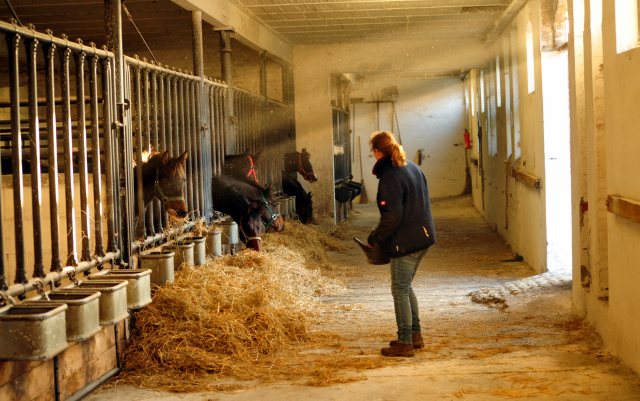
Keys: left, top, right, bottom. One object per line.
{"left": 367, "top": 131, "right": 436, "bottom": 357}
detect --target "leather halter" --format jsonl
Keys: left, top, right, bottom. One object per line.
{"left": 155, "top": 169, "right": 186, "bottom": 207}
{"left": 298, "top": 153, "right": 315, "bottom": 180}
{"left": 261, "top": 190, "right": 281, "bottom": 230}
{"left": 246, "top": 156, "right": 259, "bottom": 183}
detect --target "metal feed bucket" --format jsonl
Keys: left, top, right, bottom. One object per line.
{"left": 206, "top": 230, "right": 222, "bottom": 257}
{"left": 140, "top": 251, "right": 175, "bottom": 286}
{"left": 191, "top": 236, "right": 206, "bottom": 266}
{"left": 66, "top": 280, "right": 129, "bottom": 326}
{"left": 221, "top": 221, "right": 238, "bottom": 255}
{"left": 0, "top": 303, "right": 69, "bottom": 361}
{"left": 277, "top": 197, "right": 290, "bottom": 220}
{"left": 290, "top": 195, "right": 297, "bottom": 219}
{"left": 88, "top": 269, "right": 152, "bottom": 310}
{"left": 25, "top": 291, "right": 102, "bottom": 343}
{"left": 164, "top": 240, "right": 195, "bottom": 270}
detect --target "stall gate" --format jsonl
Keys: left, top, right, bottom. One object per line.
{"left": 332, "top": 107, "right": 352, "bottom": 223}
{"left": 0, "top": 20, "right": 296, "bottom": 300}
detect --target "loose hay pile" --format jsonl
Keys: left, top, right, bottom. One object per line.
{"left": 120, "top": 225, "right": 385, "bottom": 391}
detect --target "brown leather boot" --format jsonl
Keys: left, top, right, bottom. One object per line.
{"left": 389, "top": 333, "right": 424, "bottom": 349}
{"left": 381, "top": 342, "right": 414, "bottom": 357}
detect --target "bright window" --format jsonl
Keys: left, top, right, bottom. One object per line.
{"left": 496, "top": 56, "right": 502, "bottom": 107}
{"left": 526, "top": 21, "right": 535, "bottom": 94}
{"left": 615, "top": 0, "right": 639, "bottom": 53}
{"left": 480, "top": 70, "right": 485, "bottom": 112}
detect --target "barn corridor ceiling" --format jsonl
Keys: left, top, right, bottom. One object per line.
{"left": 238, "top": 0, "right": 511, "bottom": 44}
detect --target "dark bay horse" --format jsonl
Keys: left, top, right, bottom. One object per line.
{"left": 211, "top": 176, "right": 265, "bottom": 252}
{"left": 137, "top": 151, "right": 188, "bottom": 218}
{"left": 221, "top": 175, "right": 285, "bottom": 233}
{"left": 284, "top": 148, "right": 317, "bottom": 183}
{"left": 281, "top": 172, "right": 314, "bottom": 224}
{"left": 222, "top": 148, "right": 262, "bottom": 183}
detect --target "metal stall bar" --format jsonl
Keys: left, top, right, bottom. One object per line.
{"left": 25, "top": 32, "right": 45, "bottom": 280}
{"left": 151, "top": 69, "right": 163, "bottom": 234}
{"left": 101, "top": 57, "right": 118, "bottom": 256}
{"left": 209, "top": 86, "right": 218, "bottom": 176}
{"left": 166, "top": 74, "right": 174, "bottom": 155}
{"left": 89, "top": 54, "right": 105, "bottom": 259}
{"left": 143, "top": 66, "right": 155, "bottom": 237}
{"left": 173, "top": 74, "right": 181, "bottom": 157}
{"left": 134, "top": 64, "right": 145, "bottom": 240}
{"left": 60, "top": 44, "right": 78, "bottom": 267}
{"left": 162, "top": 73, "right": 172, "bottom": 226}
{"left": 7, "top": 31, "right": 28, "bottom": 285}
{"left": 43, "top": 40, "right": 62, "bottom": 276}
{"left": 184, "top": 79, "right": 194, "bottom": 216}
{"left": 75, "top": 46, "right": 92, "bottom": 263}
{"left": 190, "top": 80, "right": 201, "bottom": 218}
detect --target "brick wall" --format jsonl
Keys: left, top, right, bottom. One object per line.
{"left": 540, "top": 0, "right": 568, "bottom": 51}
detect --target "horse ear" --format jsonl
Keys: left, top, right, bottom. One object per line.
{"left": 162, "top": 151, "right": 170, "bottom": 165}
{"left": 178, "top": 151, "right": 188, "bottom": 165}
{"left": 302, "top": 148, "right": 307, "bottom": 154}
{"left": 308, "top": 192, "right": 313, "bottom": 199}
{"left": 244, "top": 148, "right": 250, "bottom": 155}
{"left": 253, "top": 149, "right": 262, "bottom": 161}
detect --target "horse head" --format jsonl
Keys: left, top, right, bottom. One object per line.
{"left": 299, "top": 148, "right": 317, "bottom": 183}
{"left": 240, "top": 200, "right": 264, "bottom": 252}
{"left": 156, "top": 151, "right": 188, "bottom": 218}
{"left": 260, "top": 184, "right": 285, "bottom": 232}
{"left": 223, "top": 148, "right": 262, "bottom": 183}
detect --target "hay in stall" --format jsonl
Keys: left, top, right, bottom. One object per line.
{"left": 120, "top": 229, "right": 385, "bottom": 391}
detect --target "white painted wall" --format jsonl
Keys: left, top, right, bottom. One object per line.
{"left": 350, "top": 78, "right": 466, "bottom": 200}
{"left": 293, "top": 39, "right": 491, "bottom": 215}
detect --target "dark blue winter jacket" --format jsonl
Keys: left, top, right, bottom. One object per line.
{"left": 367, "top": 155, "right": 436, "bottom": 257}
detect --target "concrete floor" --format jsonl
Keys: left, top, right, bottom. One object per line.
{"left": 88, "top": 196, "right": 640, "bottom": 400}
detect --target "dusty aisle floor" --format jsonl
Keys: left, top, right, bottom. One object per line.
{"left": 88, "top": 196, "right": 640, "bottom": 401}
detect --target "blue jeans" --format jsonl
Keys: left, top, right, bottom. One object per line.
{"left": 390, "top": 248, "right": 429, "bottom": 344}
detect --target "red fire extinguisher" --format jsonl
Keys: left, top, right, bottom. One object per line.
{"left": 464, "top": 129, "right": 471, "bottom": 149}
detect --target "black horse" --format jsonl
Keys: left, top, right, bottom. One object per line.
{"left": 222, "top": 148, "right": 262, "bottom": 183}
{"left": 221, "top": 175, "right": 285, "bottom": 233}
{"left": 281, "top": 172, "right": 314, "bottom": 224}
{"left": 284, "top": 148, "right": 317, "bottom": 183}
{"left": 211, "top": 176, "right": 267, "bottom": 252}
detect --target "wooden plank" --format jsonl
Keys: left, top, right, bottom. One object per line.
{"left": 59, "top": 345, "right": 117, "bottom": 400}
{"left": 607, "top": 195, "right": 640, "bottom": 224}
{"left": 510, "top": 166, "right": 541, "bottom": 189}
{"left": 0, "top": 360, "right": 47, "bottom": 388}
{"left": 58, "top": 325, "right": 116, "bottom": 381}
{"left": 0, "top": 359, "right": 54, "bottom": 401}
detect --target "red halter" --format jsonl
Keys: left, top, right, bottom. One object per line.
{"left": 246, "top": 155, "right": 259, "bottom": 183}
{"left": 298, "top": 153, "right": 315, "bottom": 180}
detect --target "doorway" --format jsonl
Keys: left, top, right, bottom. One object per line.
{"left": 542, "top": 50, "right": 572, "bottom": 272}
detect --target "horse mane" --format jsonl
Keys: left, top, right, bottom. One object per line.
{"left": 143, "top": 152, "right": 185, "bottom": 185}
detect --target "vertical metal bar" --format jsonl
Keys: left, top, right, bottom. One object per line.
{"left": 101, "top": 57, "right": 117, "bottom": 254}
{"left": 7, "top": 32, "right": 27, "bottom": 284}
{"left": 190, "top": 81, "right": 201, "bottom": 218}
{"left": 218, "top": 30, "right": 235, "bottom": 155}
{"left": 259, "top": 52, "right": 270, "bottom": 185}
{"left": 45, "top": 42, "right": 62, "bottom": 272}
{"left": 160, "top": 74, "right": 170, "bottom": 227}
{"left": 180, "top": 77, "right": 192, "bottom": 215}
{"left": 105, "top": 0, "right": 131, "bottom": 266}
{"left": 25, "top": 34, "right": 45, "bottom": 279}
{"left": 151, "top": 70, "right": 162, "bottom": 233}
{"left": 89, "top": 55, "right": 104, "bottom": 258}
{"left": 143, "top": 67, "right": 154, "bottom": 236}
{"left": 60, "top": 45, "right": 78, "bottom": 267}
{"left": 165, "top": 75, "right": 173, "bottom": 154}
{"left": 174, "top": 75, "right": 181, "bottom": 156}
{"left": 134, "top": 65, "right": 145, "bottom": 239}
{"left": 75, "top": 48, "right": 92, "bottom": 262}
{"left": 213, "top": 86, "right": 219, "bottom": 178}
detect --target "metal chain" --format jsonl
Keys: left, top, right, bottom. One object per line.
{"left": 33, "top": 280, "right": 50, "bottom": 301}
{"left": 0, "top": 289, "right": 17, "bottom": 306}
{"left": 67, "top": 269, "right": 80, "bottom": 286}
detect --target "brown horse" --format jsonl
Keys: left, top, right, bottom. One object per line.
{"left": 138, "top": 151, "right": 189, "bottom": 218}
{"left": 284, "top": 148, "right": 317, "bottom": 182}
{"left": 222, "top": 148, "right": 262, "bottom": 183}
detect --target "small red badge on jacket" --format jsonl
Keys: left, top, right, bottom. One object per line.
{"left": 380, "top": 201, "right": 386, "bottom": 205}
